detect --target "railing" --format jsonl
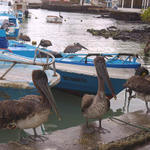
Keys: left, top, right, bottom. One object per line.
{"left": 0, "top": 46, "right": 57, "bottom": 80}
{"left": 60, "top": 53, "right": 139, "bottom": 64}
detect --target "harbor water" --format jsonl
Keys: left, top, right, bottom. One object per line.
{"left": 0, "top": 9, "right": 149, "bottom": 143}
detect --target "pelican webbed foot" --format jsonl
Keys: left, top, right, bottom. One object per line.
{"left": 30, "top": 128, "right": 48, "bottom": 142}
{"left": 18, "top": 128, "right": 48, "bottom": 145}
{"left": 94, "top": 126, "right": 110, "bottom": 134}
{"left": 28, "top": 134, "right": 48, "bottom": 142}
{"left": 19, "top": 133, "right": 48, "bottom": 145}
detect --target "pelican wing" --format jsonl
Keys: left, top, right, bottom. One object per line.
{"left": 81, "top": 94, "right": 95, "bottom": 112}
{"left": 124, "top": 76, "right": 150, "bottom": 94}
{"left": 64, "top": 45, "right": 77, "bottom": 53}
{"left": 0, "top": 97, "right": 40, "bottom": 129}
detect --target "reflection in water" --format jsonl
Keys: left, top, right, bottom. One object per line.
{"left": 0, "top": 91, "right": 10, "bottom": 99}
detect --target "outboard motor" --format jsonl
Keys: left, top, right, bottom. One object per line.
{"left": 0, "top": 29, "right": 8, "bottom": 49}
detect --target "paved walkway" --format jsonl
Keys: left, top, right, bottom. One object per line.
{"left": 1, "top": 110, "right": 150, "bottom": 150}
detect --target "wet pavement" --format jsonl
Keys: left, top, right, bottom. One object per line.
{"left": 1, "top": 110, "right": 150, "bottom": 150}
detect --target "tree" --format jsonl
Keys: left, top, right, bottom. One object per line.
{"left": 141, "top": 7, "right": 150, "bottom": 23}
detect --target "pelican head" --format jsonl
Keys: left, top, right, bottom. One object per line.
{"left": 135, "top": 67, "right": 149, "bottom": 77}
{"left": 32, "top": 70, "right": 61, "bottom": 120}
{"left": 74, "top": 43, "right": 88, "bottom": 50}
{"left": 94, "top": 56, "right": 116, "bottom": 99}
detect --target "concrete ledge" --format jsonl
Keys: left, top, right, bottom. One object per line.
{"left": 1, "top": 110, "right": 150, "bottom": 150}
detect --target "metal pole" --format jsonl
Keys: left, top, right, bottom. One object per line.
{"left": 122, "top": 0, "right": 124, "bottom": 8}
{"left": 0, "top": 62, "right": 16, "bottom": 80}
{"left": 52, "top": 62, "right": 57, "bottom": 76}
{"left": 131, "top": 0, "right": 134, "bottom": 8}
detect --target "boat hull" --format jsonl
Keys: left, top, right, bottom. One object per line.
{"left": 0, "top": 87, "right": 37, "bottom": 100}
{"left": 56, "top": 69, "right": 126, "bottom": 96}
{"left": 0, "top": 53, "right": 60, "bottom": 100}
{"left": 6, "top": 28, "right": 19, "bottom": 39}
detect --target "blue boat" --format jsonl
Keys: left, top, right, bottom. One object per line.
{"left": 54, "top": 53, "right": 141, "bottom": 96}
{"left": 0, "top": 30, "right": 60, "bottom": 100}
{"left": 13, "top": 1, "right": 29, "bottom": 23}
{"left": 0, "top": 4, "right": 19, "bottom": 39}
{"left": 3, "top": 39, "right": 141, "bottom": 96}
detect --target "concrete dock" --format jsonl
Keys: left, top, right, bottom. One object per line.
{"left": 1, "top": 110, "right": 150, "bottom": 150}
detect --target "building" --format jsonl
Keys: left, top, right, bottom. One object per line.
{"left": 118, "top": 0, "right": 150, "bottom": 9}
{"left": 105, "top": 0, "right": 118, "bottom": 8}
{"left": 42, "top": 0, "right": 70, "bottom": 4}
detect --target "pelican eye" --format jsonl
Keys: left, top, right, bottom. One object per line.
{"left": 142, "top": 72, "right": 147, "bottom": 77}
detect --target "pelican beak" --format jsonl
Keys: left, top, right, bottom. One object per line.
{"left": 39, "top": 77, "right": 62, "bottom": 120}
{"left": 78, "top": 43, "right": 88, "bottom": 50}
{"left": 95, "top": 57, "right": 117, "bottom": 100}
{"left": 81, "top": 45, "right": 88, "bottom": 50}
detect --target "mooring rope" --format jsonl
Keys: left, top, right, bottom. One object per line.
{"left": 109, "top": 117, "right": 150, "bottom": 132}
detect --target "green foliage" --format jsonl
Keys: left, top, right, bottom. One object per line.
{"left": 141, "top": 7, "right": 150, "bottom": 23}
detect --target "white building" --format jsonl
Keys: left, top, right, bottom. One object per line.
{"left": 105, "top": 0, "right": 118, "bottom": 8}
{"left": 26, "top": 0, "right": 42, "bottom": 3}
{"left": 119, "top": 0, "right": 150, "bottom": 9}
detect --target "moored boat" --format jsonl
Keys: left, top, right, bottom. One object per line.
{"left": 46, "top": 15, "right": 63, "bottom": 23}
{"left": 12, "top": 0, "right": 29, "bottom": 23}
{"left": 0, "top": 4, "right": 20, "bottom": 39}
{"left": 4, "top": 39, "right": 141, "bottom": 96}
{"left": 54, "top": 53, "right": 141, "bottom": 96}
{"left": 0, "top": 31, "right": 60, "bottom": 100}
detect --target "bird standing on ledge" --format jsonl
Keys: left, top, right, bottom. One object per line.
{"left": 124, "top": 66, "right": 150, "bottom": 113}
{"left": 81, "top": 56, "right": 116, "bottom": 132}
{"left": 0, "top": 70, "right": 61, "bottom": 142}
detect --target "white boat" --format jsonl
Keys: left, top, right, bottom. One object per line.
{"left": 0, "top": 42, "right": 60, "bottom": 100}
{"left": 12, "top": 0, "right": 29, "bottom": 23}
{"left": 0, "top": 5, "right": 20, "bottom": 39}
{"left": 46, "top": 15, "right": 63, "bottom": 23}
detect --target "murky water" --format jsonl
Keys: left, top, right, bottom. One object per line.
{"left": 0, "top": 9, "right": 150, "bottom": 143}
{"left": 20, "top": 9, "right": 146, "bottom": 53}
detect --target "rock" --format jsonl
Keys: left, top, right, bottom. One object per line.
{"left": 87, "top": 26, "right": 150, "bottom": 42}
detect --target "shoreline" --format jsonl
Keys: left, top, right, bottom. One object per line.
{"left": 28, "top": 3, "right": 142, "bottom": 21}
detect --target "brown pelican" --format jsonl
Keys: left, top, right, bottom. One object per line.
{"left": 144, "top": 40, "right": 150, "bottom": 55}
{"left": 0, "top": 70, "right": 60, "bottom": 142}
{"left": 36, "top": 39, "right": 53, "bottom": 58}
{"left": 124, "top": 66, "right": 150, "bottom": 113}
{"left": 19, "top": 33, "right": 31, "bottom": 42}
{"left": 81, "top": 56, "right": 116, "bottom": 131}
{"left": 64, "top": 43, "right": 88, "bottom": 53}
{"left": 40, "top": 39, "right": 52, "bottom": 48}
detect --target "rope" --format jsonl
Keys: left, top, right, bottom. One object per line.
{"left": 109, "top": 117, "right": 150, "bottom": 132}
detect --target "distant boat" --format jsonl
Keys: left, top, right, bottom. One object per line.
{"left": 12, "top": 0, "right": 30, "bottom": 23}
{"left": 0, "top": 4, "right": 19, "bottom": 39}
{"left": 46, "top": 12, "right": 63, "bottom": 24}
